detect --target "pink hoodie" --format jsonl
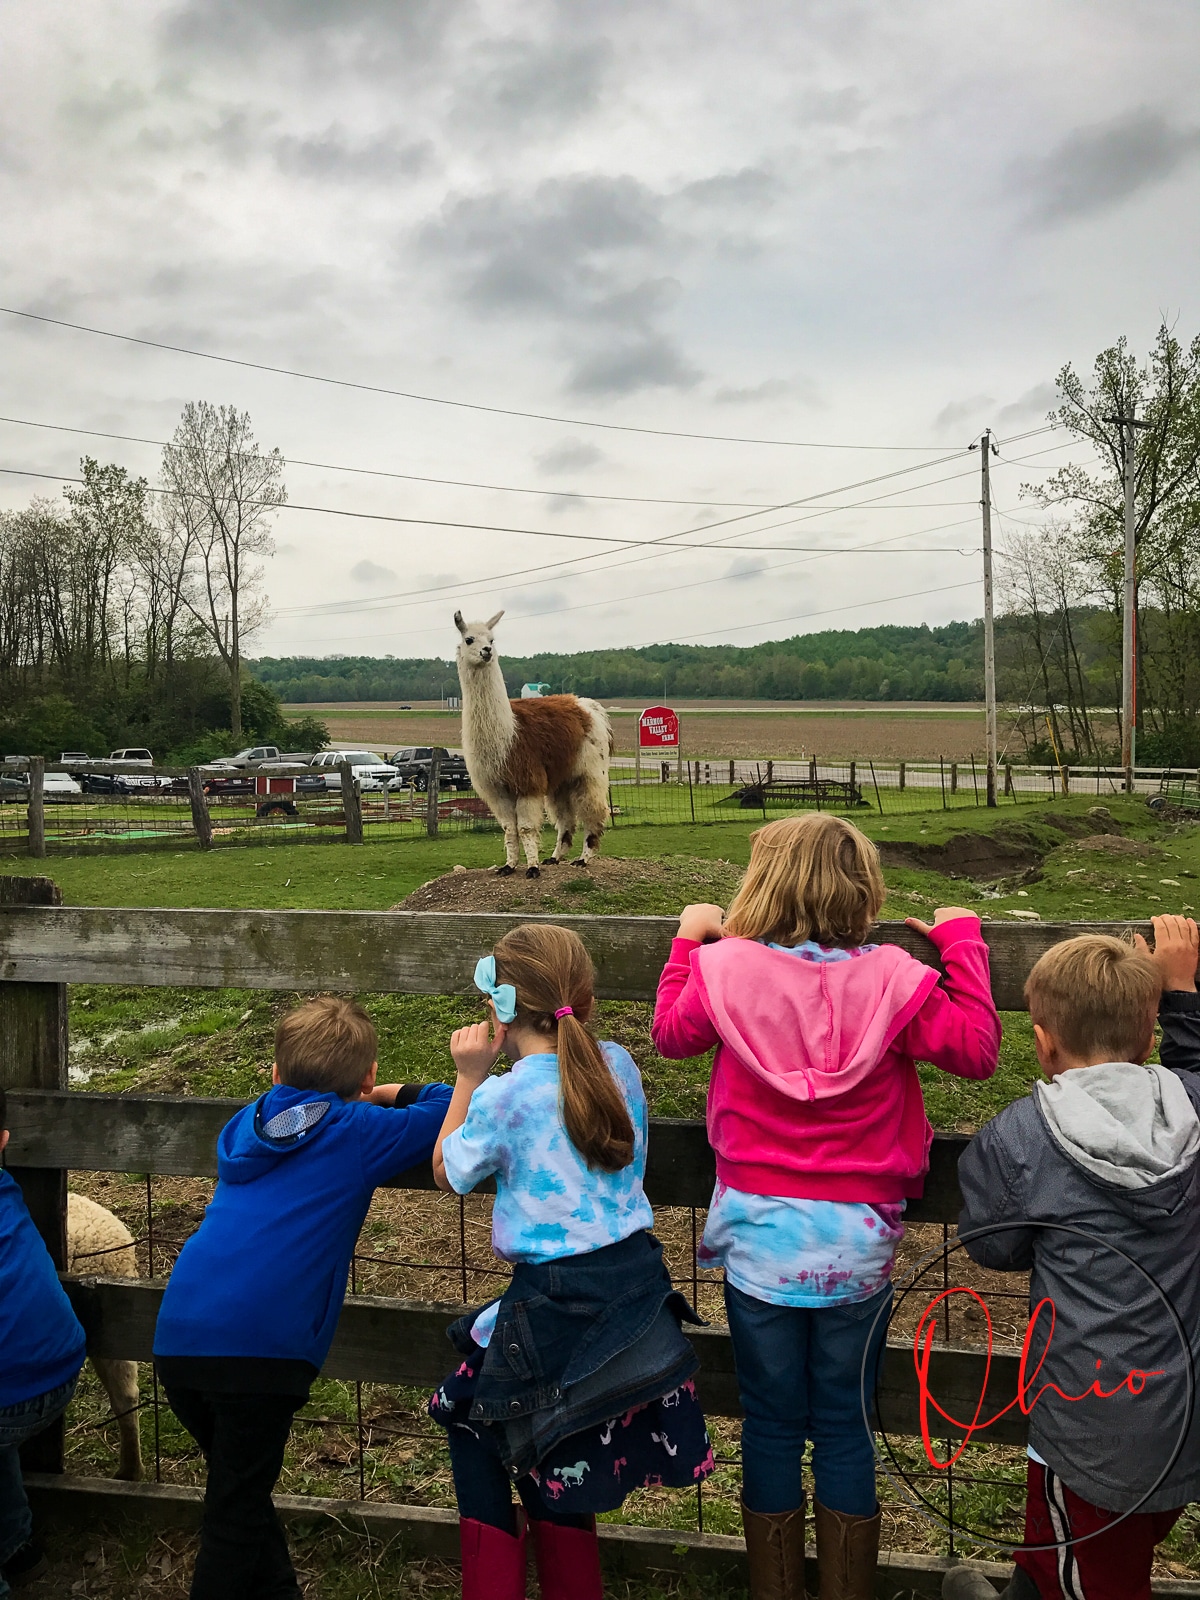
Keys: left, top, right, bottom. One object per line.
{"left": 652, "top": 918, "right": 1000, "bottom": 1202}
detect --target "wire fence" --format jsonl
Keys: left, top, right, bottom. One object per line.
{"left": 63, "top": 1165, "right": 1038, "bottom": 1558}
{"left": 0, "top": 754, "right": 1183, "bottom": 860}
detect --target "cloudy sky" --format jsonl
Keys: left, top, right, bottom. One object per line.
{"left": 2, "top": 0, "right": 1198, "bottom": 663}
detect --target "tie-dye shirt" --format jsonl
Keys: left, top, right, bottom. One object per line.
{"left": 440, "top": 1043, "right": 655, "bottom": 1264}
{"left": 697, "top": 937, "right": 906, "bottom": 1307}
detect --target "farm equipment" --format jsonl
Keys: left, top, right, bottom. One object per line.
{"left": 726, "top": 775, "right": 866, "bottom": 810}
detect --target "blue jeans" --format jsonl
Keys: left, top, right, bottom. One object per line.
{"left": 446, "top": 1424, "right": 593, "bottom": 1536}
{"left": 0, "top": 1375, "right": 79, "bottom": 1598}
{"left": 724, "top": 1280, "right": 890, "bottom": 1518}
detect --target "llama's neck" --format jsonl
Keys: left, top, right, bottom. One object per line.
{"left": 460, "top": 656, "right": 516, "bottom": 776}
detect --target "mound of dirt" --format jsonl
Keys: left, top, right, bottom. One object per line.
{"left": 393, "top": 855, "right": 741, "bottom": 914}
{"left": 878, "top": 825, "right": 1045, "bottom": 881}
{"left": 1071, "top": 834, "right": 1156, "bottom": 858}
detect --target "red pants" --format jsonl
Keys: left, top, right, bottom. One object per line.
{"left": 1014, "top": 1460, "right": 1181, "bottom": 1600}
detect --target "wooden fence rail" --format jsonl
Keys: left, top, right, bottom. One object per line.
{"left": 1, "top": 885, "right": 1163, "bottom": 1587}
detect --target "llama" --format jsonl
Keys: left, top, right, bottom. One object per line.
{"left": 66, "top": 1192, "right": 142, "bottom": 1480}
{"left": 454, "top": 610, "right": 612, "bottom": 876}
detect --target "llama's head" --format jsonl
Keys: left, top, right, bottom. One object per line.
{"left": 454, "top": 609, "right": 504, "bottom": 673}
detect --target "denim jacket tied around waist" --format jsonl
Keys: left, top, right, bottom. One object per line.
{"left": 447, "top": 1230, "right": 702, "bottom": 1477}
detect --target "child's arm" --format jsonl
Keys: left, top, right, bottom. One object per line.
{"left": 358, "top": 1082, "right": 454, "bottom": 1186}
{"left": 367, "top": 1084, "right": 433, "bottom": 1107}
{"left": 651, "top": 904, "right": 724, "bottom": 1060}
{"left": 1141, "top": 915, "right": 1200, "bottom": 1074}
{"left": 955, "top": 1113, "right": 1036, "bottom": 1272}
{"left": 433, "top": 1021, "right": 507, "bottom": 1192}
{"left": 897, "top": 910, "right": 1001, "bottom": 1081}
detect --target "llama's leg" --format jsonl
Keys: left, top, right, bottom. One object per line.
{"left": 516, "top": 795, "right": 545, "bottom": 876}
{"left": 547, "top": 788, "right": 575, "bottom": 864}
{"left": 92, "top": 1356, "right": 142, "bottom": 1480}
{"left": 488, "top": 795, "right": 520, "bottom": 874}
{"left": 574, "top": 786, "right": 608, "bottom": 866}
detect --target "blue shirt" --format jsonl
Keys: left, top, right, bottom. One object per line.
{"left": 154, "top": 1082, "right": 451, "bottom": 1367}
{"left": 698, "top": 938, "right": 905, "bottom": 1307}
{"left": 0, "top": 1170, "right": 86, "bottom": 1406}
{"left": 441, "top": 1043, "right": 655, "bottom": 1264}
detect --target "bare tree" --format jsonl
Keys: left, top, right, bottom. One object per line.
{"left": 161, "top": 403, "right": 285, "bottom": 740}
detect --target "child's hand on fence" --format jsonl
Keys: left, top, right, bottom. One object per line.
{"left": 905, "top": 905, "right": 979, "bottom": 938}
{"left": 1137, "top": 915, "right": 1199, "bottom": 993}
{"left": 677, "top": 904, "right": 725, "bottom": 943}
{"left": 450, "top": 1020, "right": 507, "bottom": 1085}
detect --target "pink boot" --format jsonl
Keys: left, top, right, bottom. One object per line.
{"left": 459, "top": 1516, "right": 527, "bottom": 1600}
{"left": 530, "top": 1517, "right": 603, "bottom": 1600}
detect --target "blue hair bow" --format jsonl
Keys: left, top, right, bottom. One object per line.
{"left": 474, "top": 955, "right": 517, "bottom": 1023}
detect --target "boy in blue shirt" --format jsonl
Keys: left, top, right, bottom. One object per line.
{"left": 0, "top": 1087, "right": 87, "bottom": 1596}
{"left": 154, "top": 996, "right": 451, "bottom": 1600}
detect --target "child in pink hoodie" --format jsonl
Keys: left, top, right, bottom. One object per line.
{"left": 652, "top": 813, "right": 1000, "bottom": 1600}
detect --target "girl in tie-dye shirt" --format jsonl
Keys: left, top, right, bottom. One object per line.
{"left": 428, "top": 923, "right": 712, "bottom": 1600}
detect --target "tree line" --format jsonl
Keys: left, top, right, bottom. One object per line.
{"left": 0, "top": 403, "right": 326, "bottom": 761}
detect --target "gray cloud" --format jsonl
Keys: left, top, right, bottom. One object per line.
{"left": 1014, "top": 108, "right": 1200, "bottom": 225}
{"left": 797, "top": 86, "right": 864, "bottom": 126}
{"left": 455, "top": 36, "right": 613, "bottom": 134}
{"left": 568, "top": 336, "right": 702, "bottom": 397}
{"left": 350, "top": 559, "right": 398, "bottom": 584}
{"left": 273, "top": 128, "right": 434, "bottom": 181}
{"left": 934, "top": 394, "right": 995, "bottom": 436}
{"left": 162, "top": 0, "right": 457, "bottom": 71}
{"left": 714, "top": 377, "right": 794, "bottom": 405}
{"left": 998, "top": 382, "right": 1058, "bottom": 426}
{"left": 536, "top": 440, "right": 606, "bottom": 474}
{"left": 726, "top": 555, "right": 769, "bottom": 580}
{"left": 681, "top": 167, "right": 779, "bottom": 210}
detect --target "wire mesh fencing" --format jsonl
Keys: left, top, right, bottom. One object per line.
{"left": 2, "top": 753, "right": 1187, "bottom": 860}
{"left": 62, "top": 1163, "right": 1045, "bottom": 1558}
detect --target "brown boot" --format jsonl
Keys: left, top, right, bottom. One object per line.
{"left": 742, "top": 1498, "right": 809, "bottom": 1600}
{"left": 813, "top": 1501, "right": 880, "bottom": 1600}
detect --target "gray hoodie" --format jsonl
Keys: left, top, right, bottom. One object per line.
{"left": 958, "top": 1055, "right": 1200, "bottom": 1513}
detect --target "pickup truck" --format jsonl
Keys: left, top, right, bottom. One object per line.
{"left": 386, "top": 747, "right": 472, "bottom": 793}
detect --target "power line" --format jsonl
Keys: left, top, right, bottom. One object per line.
{"left": 0, "top": 413, "right": 792, "bottom": 512}
{"left": 658, "top": 580, "right": 983, "bottom": 644}
{"left": 0, "top": 303, "right": 1054, "bottom": 453}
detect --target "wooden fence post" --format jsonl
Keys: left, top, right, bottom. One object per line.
{"left": 728, "top": 759, "right": 735, "bottom": 784}
{"left": 340, "top": 762, "right": 364, "bottom": 845}
{"left": 425, "top": 750, "right": 441, "bottom": 838}
{"left": 950, "top": 761, "right": 958, "bottom": 795}
{"left": 898, "top": 760, "right": 906, "bottom": 791}
{"left": 186, "top": 767, "right": 213, "bottom": 851}
{"left": 849, "top": 760, "right": 856, "bottom": 801}
{"left": 1004, "top": 762, "right": 1014, "bottom": 796}
{"left": 0, "top": 875, "right": 67, "bottom": 1473}
{"left": 28, "top": 756, "right": 45, "bottom": 859}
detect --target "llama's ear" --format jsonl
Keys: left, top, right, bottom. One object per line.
{"left": 453, "top": 611, "right": 466, "bottom": 635}
{"left": 486, "top": 609, "right": 505, "bottom": 630}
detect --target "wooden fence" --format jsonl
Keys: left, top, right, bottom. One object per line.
{"left": 4, "top": 880, "right": 1193, "bottom": 1596}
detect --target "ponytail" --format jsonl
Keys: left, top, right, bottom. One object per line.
{"left": 492, "top": 925, "right": 635, "bottom": 1173}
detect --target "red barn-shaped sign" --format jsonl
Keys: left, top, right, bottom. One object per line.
{"left": 639, "top": 706, "right": 679, "bottom": 748}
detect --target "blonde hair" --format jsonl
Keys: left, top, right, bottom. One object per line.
{"left": 723, "top": 813, "right": 886, "bottom": 948}
{"left": 1025, "top": 935, "right": 1159, "bottom": 1064}
{"left": 275, "top": 996, "right": 377, "bottom": 1099}
{"left": 493, "top": 924, "right": 634, "bottom": 1173}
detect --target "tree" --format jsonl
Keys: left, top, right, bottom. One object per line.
{"left": 161, "top": 403, "right": 285, "bottom": 741}
{"left": 1024, "top": 324, "right": 1200, "bottom": 753}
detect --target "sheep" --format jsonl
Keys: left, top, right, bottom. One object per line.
{"left": 66, "top": 1192, "right": 142, "bottom": 1481}
{"left": 454, "top": 609, "right": 612, "bottom": 876}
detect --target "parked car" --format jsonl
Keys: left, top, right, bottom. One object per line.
{"left": 0, "top": 772, "right": 28, "bottom": 803}
{"left": 109, "top": 748, "right": 154, "bottom": 764}
{"left": 386, "top": 747, "right": 472, "bottom": 793}
{"left": 257, "top": 751, "right": 316, "bottom": 773}
{"left": 41, "top": 771, "right": 83, "bottom": 801}
{"left": 308, "top": 750, "right": 399, "bottom": 793}
{"left": 223, "top": 745, "right": 284, "bottom": 771}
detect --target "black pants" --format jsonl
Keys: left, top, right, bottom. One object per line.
{"left": 447, "top": 1423, "right": 592, "bottom": 1536}
{"left": 164, "top": 1385, "right": 305, "bottom": 1600}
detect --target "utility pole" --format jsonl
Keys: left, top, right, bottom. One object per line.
{"left": 971, "top": 430, "right": 999, "bottom": 806}
{"left": 1102, "top": 409, "right": 1148, "bottom": 793}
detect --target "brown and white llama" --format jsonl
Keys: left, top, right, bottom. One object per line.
{"left": 454, "top": 610, "right": 612, "bottom": 876}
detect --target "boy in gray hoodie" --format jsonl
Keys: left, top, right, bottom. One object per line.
{"left": 945, "top": 919, "right": 1200, "bottom": 1600}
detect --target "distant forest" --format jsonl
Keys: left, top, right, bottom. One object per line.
{"left": 251, "top": 621, "right": 986, "bottom": 704}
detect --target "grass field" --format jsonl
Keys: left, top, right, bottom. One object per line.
{"left": 15, "top": 795, "right": 1200, "bottom": 1595}
{"left": 288, "top": 698, "right": 1030, "bottom": 760}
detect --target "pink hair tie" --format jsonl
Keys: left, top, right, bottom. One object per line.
{"left": 554, "top": 1006, "right": 574, "bottom": 1020}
